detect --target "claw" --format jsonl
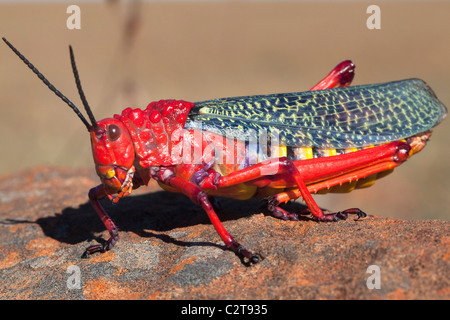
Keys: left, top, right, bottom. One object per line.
{"left": 321, "top": 208, "right": 367, "bottom": 222}
{"left": 81, "top": 244, "right": 105, "bottom": 258}
{"left": 81, "top": 229, "right": 119, "bottom": 258}
{"left": 269, "top": 204, "right": 300, "bottom": 221}
{"left": 230, "top": 242, "right": 262, "bottom": 266}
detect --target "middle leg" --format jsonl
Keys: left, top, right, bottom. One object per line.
{"left": 163, "top": 175, "right": 260, "bottom": 264}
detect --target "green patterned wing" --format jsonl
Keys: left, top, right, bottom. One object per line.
{"left": 185, "top": 79, "right": 447, "bottom": 148}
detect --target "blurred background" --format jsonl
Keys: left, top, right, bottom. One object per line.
{"left": 0, "top": 0, "right": 449, "bottom": 220}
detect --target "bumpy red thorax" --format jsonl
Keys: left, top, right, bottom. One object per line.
{"left": 114, "top": 100, "right": 194, "bottom": 167}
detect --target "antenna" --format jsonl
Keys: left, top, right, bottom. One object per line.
{"left": 2, "top": 37, "right": 94, "bottom": 131}
{"left": 69, "top": 45, "right": 97, "bottom": 128}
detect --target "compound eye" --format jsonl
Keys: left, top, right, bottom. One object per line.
{"left": 107, "top": 124, "right": 121, "bottom": 141}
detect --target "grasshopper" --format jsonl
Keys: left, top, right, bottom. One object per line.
{"left": 4, "top": 38, "right": 446, "bottom": 264}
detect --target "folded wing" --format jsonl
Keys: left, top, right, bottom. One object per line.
{"left": 186, "top": 79, "right": 447, "bottom": 148}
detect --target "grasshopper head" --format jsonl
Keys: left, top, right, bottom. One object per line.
{"left": 2, "top": 38, "right": 137, "bottom": 201}
{"left": 90, "top": 119, "right": 136, "bottom": 196}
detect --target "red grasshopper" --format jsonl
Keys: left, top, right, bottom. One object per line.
{"left": 3, "top": 38, "right": 447, "bottom": 264}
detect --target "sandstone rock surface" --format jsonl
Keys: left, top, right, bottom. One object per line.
{"left": 0, "top": 167, "right": 448, "bottom": 300}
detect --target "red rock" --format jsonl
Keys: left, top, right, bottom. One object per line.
{"left": 0, "top": 166, "right": 448, "bottom": 299}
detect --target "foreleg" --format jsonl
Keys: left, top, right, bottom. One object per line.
{"left": 81, "top": 184, "right": 119, "bottom": 257}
